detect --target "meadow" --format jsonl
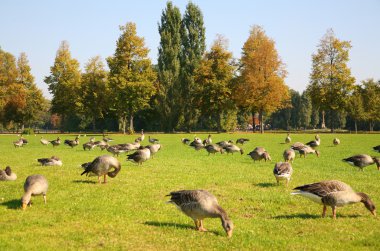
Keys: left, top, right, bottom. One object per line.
{"left": 0, "top": 132, "right": 379, "bottom": 250}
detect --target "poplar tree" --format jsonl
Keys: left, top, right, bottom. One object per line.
{"left": 157, "top": 1, "right": 182, "bottom": 132}
{"left": 180, "top": 2, "right": 206, "bottom": 132}
{"left": 361, "top": 79, "right": 380, "bottom": 131}
{"left": 107, "top": 22, "right": 156, "bottom": 134}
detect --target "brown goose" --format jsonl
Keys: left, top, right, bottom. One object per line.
{"left": 94, "top": 140, "right": 109, "bottom": 150}
{"left": 0, "top": 166, "right": 17, "bottom": 181}
{"left": 291, "top": 142, "right": 305, "bottom": 151}
{"left": 248, "top": 147, "right": 271, "bottom": 162}
{"left": 205, "top": 144, "right": 224, "bottom": 155}
{"left": 273, "top": 162, "right": 293, "bottom": 186}
{"left": 181, "top": 138, "right": 191, "bottom": 145}
{"left": 283, "top": 148, "right": 296, "bottom": 163}
{"left": 64, "top": 136, "right": 79, "bottom": 148}
{"left": 374, "top": 145, "right": 380, "bottom": 153}
{"left": 216, "top": 140, "right": 233, "bottom": 148}
{"left": 102, "top": 134, "right": 114, "bottom": 143}
{"left": 40, "top": 137, "right": 49, "bottom": 145}
{"left": 299, "top": 145, "right": 320, "bottom": 158}
{"left": 106, "top": 145, "right": 126, "bottom": 157}
{"left": 37, "top": 156, "right": 63, "bottom": 166}
{"left": 189, "top": 141, "right": 204, "bottom": 151}
{"left": 50, "top": 137, "right": 61, "bottom": 147}
{"left": 285, "top": 133, "right": 291, "bottom": 144}
{"left": 83, "top": 141, "right": 96, "bottom": 151}
{"left": 202, "top": 135, "right": 212, "bottom": 145}
{"left": 145, "top": 144, "right": 161, "bottom": 158}
{"left": 224, "top": 144, "right": 243, "bottom": 155}
{"left": 167, "top": 190, "right": 233, "bottom": 237}
{"left": 236, "top": 138, "right": 249, "bottom": 145}
{"left": 343, "top": 154, "right": 380, "bottom": 171}
{"left": 13, "top": 138, "right": 24, "bottom": 148}
{"left": 127, "top": 147, "right": 151, "bottom": 165}
{"left": 305, "top": 135, "right": 321, "bottom": 148}
{"left": 81, "top": 155, "right": 121, "bottom": 183}
{"left": 136, "top": 129, "right": 145, "bottom": 142}
{"left": 291, "top": 180, "right": 376, "bottom": 219}
{"left": 149, "top": 136, "right": 160, "bottom": 144}
{"left": 333, "top": 138, "right": 340, "bottom": 146}
{"left": 21, "top": 174, "right": 48, "bottom": 209}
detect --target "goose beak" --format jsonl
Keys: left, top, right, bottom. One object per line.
{"left": 371, "top": 209, "right": 376, "bottom": 217}
{"left": 22, "top": 203, "right": 27, "bottom": 210}
{"left": 227, "top": 229, "right": 233, "bottom": 238}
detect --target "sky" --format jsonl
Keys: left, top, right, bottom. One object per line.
{"left": 1, "top": 0, "right": 379, "bottom": 99}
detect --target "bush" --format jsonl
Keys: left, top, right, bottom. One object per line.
{"left": 22, "top": 128, "right": 34, "bottom": 135}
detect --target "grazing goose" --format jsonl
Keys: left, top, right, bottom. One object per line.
{"left": 145, "top": 144, "right": 161, "bottom": 158}
{"left": 37, "top": 156, "right": 63, "bottom": 166}
{"left": 13, "top": 138, "right": 24, "bottom": 148}
{"left": 81, "top": 155, "right": 121, "bottom": 183}
{"left": 203, "top": 135, "right": 212, "bottom": 145}
{"left": 40, "top": 137, "right": 49, "bottom": 145}
{"left": 189, "top": 141, "right": 205, "bottom": 151}
{"left": 299, "top": 146, "right": 320, "bottom": 158}
{"left": 193, "top": 136, "right": 202, "bottom": 145}
{"left": 21, "top": 136, "right": 28, "bottom": 145}
{"left": 106, "top": 145, "right": 126, "bottom": 157}
{"left": 291, "top": 180, "right": 376, "bottom": 219}
{"left": 136, "top": 129, "right": 145, "bottom": 142}
{"left": 0, "top": 166, "right": 17, "bottom": 181}
{"left": 181, "top": 138, "right": 191, "bottom": 145}
{"left": 127, "top": 147, "right": 151, "bottom": 165}
{"left": 216, "top": 140, "right": 233, "bottom": 148}
{"left": 305, "top": 135, "right": 321, "bottom": 148}
{"left": 205, "top": 144, "right": 224, "bottom": 155}
{"left": 102, "top": 134, "right": 114, "bottom": 143}
{"left": 342, "top": 154, "right": 380, "bottom": 171}
{"left": 333, "top": 138, "right": 340, "bottom": 146}
{"left": 83, "top": 141, "right": 96, "bottom": 151}
{"left": 273, "top": 162, "right": 293, "bottom": 186}
{"left": 50, "top": 137, "right": 61, "bottom": 147}
{"left": 283, "top": 148, "right": 296, "bottom": 163}
{"left": 21, "top": 175, "right": 48, "bottom": 210}
{"left": 167, "top": 190, "right": 233, "bottom": 237}
{"left": 64, "top": 136, "right": 79, "bottom": 148}
{"left": 94, "top": 140, "right": 109, "bottom": 150}
{"left": 373, "top": 145, "right": 380, "bottom": 153}
{"left": 149, "top": 136, "right": 160, "bottom": 144}
{"left": 224, "top": 144, "right": 243, "bottom": 155}
{"left": 291, "top": 142, "right": 305, "bottom": 151}
{"left": 236, "top": 138, "right": 249, "bottom": 145}
{"left": 248, "top": 147, "right": 271, "bottom": 162}
{"left": 285, "top": 133, "right": 291, "bottom": 144}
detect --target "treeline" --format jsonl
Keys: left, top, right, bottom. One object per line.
{"left": 0, "top": 2, "right": 379, "bottom": 133}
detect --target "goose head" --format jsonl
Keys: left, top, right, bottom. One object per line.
{"left": 239, "top": 149, "right": 244, "bottom": 155}
{"left": 5, "top": 166, "right": 12, "bottom": 176}
{"left": 21, "top": 194, "right": 31, "bottom": 210}
{"left": 372, "top": 157, "right": 380, "bottom": 170}
{"left": 222, "top": 218, "right": 234, "bottom": 238}
{"left": 357, "top": 192, "right": 376, "bottom": 216}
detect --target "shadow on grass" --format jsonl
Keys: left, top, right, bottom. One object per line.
{"left": 272, "top": 213, "right": 363, "bottom": 219}
{"left": 256, "top": 182, "right": 276, "bottom": 188}
{"left": 144, "top": 221, "right": 221, "bottom": 236}
{"left": 72, "top": 180, "right": 97, "bottom": 184}
{"left": 0, "top": 199, "right": 21, "bottom": 209}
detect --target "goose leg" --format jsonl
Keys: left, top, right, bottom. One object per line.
{"left": 43, "top": 195, "right": 47, "bottom": 204}
{"left": 103, "top": 174, "right": 107, "bottom": 184}
{"left": 332, "top": 206, "right": 337, "bottom": 219}
{"left": 322, "top": 205, "right": 327, "bottom": 217}
{"left": 193, "top": 219, "right": 200, "bottom": 230}
{"left": 198, "top": 220, "right": 207, "bottom": 232}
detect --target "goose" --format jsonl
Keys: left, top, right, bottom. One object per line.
{"left": 189, "top": 141, "right": 204, "bottom": 151}
{"left": 21, "top": 174, "right": 48, "bottom": 210}
{"left": 40, "top": 137, "right": 49, "bottom": 145}
{"left": 342, "top": 154, "right": 380, "bottom": 171}
{"left": 136, "top": 129, "right": 145, "bottom": 142}
{"left": 203, "top": 135, "right": 212, "bottom": 145}
{"left": 291, "top": 142, "right": 305, "bottom": 151}
{"left": 102, "top": 134, "right": 114, "bottom": 143}
{"left": 285, "top": 133, "right": 291, "bottom": 144}
{"left": 167, "top": 190, "right": 233, "bottom": 237}
{"left": 50, "top": 137, "right": 61, "bottom": 147}
{"left": 305, "top": 135, "right": 321, "bottom": 148}
{"left": 193, "top": 136, "right": 202, "bottom": 145}
{"left": 273, "top": 162, "right": 293, "bottom": 186}
{"left": 181, "top": 138, "right": 191, "bottom": 145}
{"left": 205, "top": 144, "right": 224, "bottom": 155}
{"left": 37, "top": 156, "right": 63, "bottom": 166}
{"left": 94, "top": 140, "right": 108, "bottom": 150}
{"left": 13, "top": 138, "right": 24, "bottom": 148}
{"left": 224, "top": 144, "right": 243, "bottom": 155}
{"left": 372, "top": 145, "right": 380, "bottom": 153}
{"left": 299, "top": 146, "right": 320, "bottom": 158}
{"left": 89, "top": 137, "right": 95, "bottom": 143}
{"left": 127, "top": 147, "right": 151, "bottom": 165}
{"left": 216, "top": 140, "right": 233, "bottom": 148}
{"left": 248, "top": 147, "right": 271, "bottom": 162}
{"left": 81, "top": 155, "right": 121, "bottom": 183}
{"left": 333, "top": 138, "right": 340, "bottom": 146}
{"left": 145, "top": 144, "right": 161, "bottom": 158}
{"left": 83, "top": 141, "right": 96, "bottom": 151}
{"left": 236, "top": 138, "right": 249, "bottom": 145}
{"left": 21, "top": 136, "right": 28, "bottom": 144}
{"left": 291, "top": 180, "right": 376, "bottom": 219}
{"left": 149, "top": 136, "right": 160, "bottom": 144}
{"left": 64, "top": 136, "right": 79, "bottom": 148}
{"left": 0, "top": 166, "right": 17, "bottom": 181}
{"left": 283, "top": 148, "right": 296, "bottom": 163}
{"left": 106, "top": 145, "right": 126, "bottom": 157}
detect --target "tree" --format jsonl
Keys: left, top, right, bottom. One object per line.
{"left": 180, "top": 2, "right": 206, "bottom": 132}
{"left": 156, "top": 1, "right": 182, "bottom": 132}
{"left": 107, "top": 22, "right": 156, "bottom": 134}
{"left": 195, "top": 35, "right": 235, "bottom": 132}
{"left": 361, "top": 79, "right": 380, "bottom": 131}
{"left": 299, "top": 91, "right": 312, "bottom": 129}
{"left": 308, "top": 29, "right": 355, "bottom": 132}
{"left": 80, "top": 56, "right": 109, "bottom": 131}
{"left": 233, "top": 25, "right": 289, "bottom": 133}
{"left": 44, "top": 41, "right": 82, "bottom": 129}
{"left": 347, "top": 86, "right": 364, "bottom": 133}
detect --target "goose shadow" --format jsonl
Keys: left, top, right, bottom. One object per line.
{"left": 0, "top": 199, "right": 21, "bottom": 210}
{"left": 272, "top": 213, "right": 362, "bottom": 219}
{"left": 144, "top": 221, "right": 220, "bottom": 236}
{"left": 255, "top": 182, "right": 276, "bottom": 188}
{"left": 72, "top": 180, "right": 97, "bottom": 184}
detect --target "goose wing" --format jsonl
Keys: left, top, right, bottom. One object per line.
{"left": 273, "top": 162, "right": 292, "bottom": 176}
{"left": 293, "top": 180, "right": 352, "bottom": 197}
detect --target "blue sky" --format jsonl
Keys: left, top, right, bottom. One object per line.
{"left": 1, "top": 0, "right": 379, "bottom": 98}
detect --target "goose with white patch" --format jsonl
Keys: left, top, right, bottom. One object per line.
{"left": 343, "top": 154, "right": 380, "bottom": 171}
{"left": 205, "top": 144, "right": 224, "bottom": 155}
{"left": 181, "top": 138, "right": 191, "bottom": 145}
{"left": 64, "top": 136, "right": 79, "bottom": 148}
{"left": 13, "top": 138, "right": 24, "bottom": 148}
{"left": 0, "top": 166, "right": 17, "bottom": 181}
{"left": 203, "top": 134, "right": 212, "bottom": 145}
{"left": 50, "top": 137, "right": 61, "bottom": 147}
{"left": 127, "top": 147, "right": 151, "bottom": 165}
{"left": 149, "top": 136, "right": 160, "bottom": 144}
{"left": 236, "top": 138, "right": 249, "bottom": 145}
{"left": 273, "top": 162, "right": 293, "bottom": 186}
{"left": 291, "top": 142, "right": 305, "bottom": 151}
{"left": 145, "top": 144, "right": 161, "bottom": 158}
{"left": 283, "top": 148, "right": 295, "bottom": 163}
{"left": 81, "top": 155, "right": 121, "bottom": 183}
{"left": 299, "top": 146, "right": 320, "bottom": 158}
{"left": 333, "top": 138, "right": 340, "bottom": 146}
{"left": 21, "top": 174, "right": 48, "bottom": 210}
{"left": 285, "top": 133, "right": 291, "bottom": 144}
{"left": 305, "top": 134, "right": 321, "bottom": 148}
{"left": 167, "top": 190, "right": 233, "bottom": 237}
{"left": 40, "top": 137, "right": 49, "bottom": 145}
{"left": 37, "top": 156, "right": 63, "bottom": 166}
{"left": 224, "top": 144, "right": 243, "bottom": 155}
{"left": 291, "top": 180, "right": 376, "bottom": 219}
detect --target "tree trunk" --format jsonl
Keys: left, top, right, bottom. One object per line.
{"left": 369, "top": 121, "right": 373, "bottom": 132}
{"left": 330, "top": 110, "right": 334, "bottom": 133}
{"left": 251, "top": 112, "right": 255, "bottom": 132}
{"left": 259, "top": 110, "right": 264, "bottom": 134}
{"left": 321, "top": 110, "right": 326, "bottom": 129}
{"left": 120, "top": 115, "right": 127, "bottom": 134}
{"left": 92, "top": 118, "right": 96, "bottom": 132}
{"left": 354, "top": 120, "right": 357, "bottom": 134}
{"left": 129, "top": 114, "right": 134, "bottom": 134}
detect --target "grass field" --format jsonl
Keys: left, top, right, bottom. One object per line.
{"left": 0, "top": 133, "right": 380, "bottom": 250}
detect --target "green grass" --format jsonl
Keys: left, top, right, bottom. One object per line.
{"left": 0, "top": 133, "right": 380, "bottom": 250}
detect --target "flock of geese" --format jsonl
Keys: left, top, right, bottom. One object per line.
{"left": 2, "top": 132, "right": 380, "bottom": 237}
